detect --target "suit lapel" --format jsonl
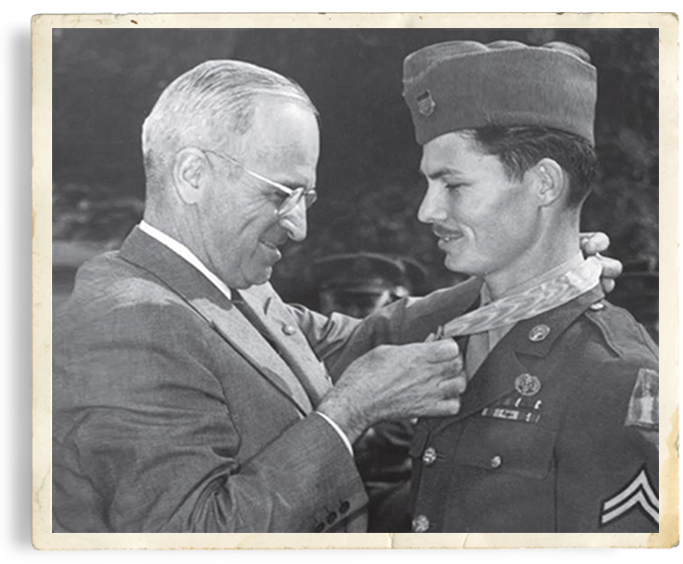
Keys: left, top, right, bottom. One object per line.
{"left": 241, "top": 284, "right": 333, "bottom": 406}
{"left": 118, "top": 227, "right": 313, "bottom": 415}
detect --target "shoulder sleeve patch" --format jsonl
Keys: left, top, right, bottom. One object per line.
{"left": 624, "top": 368, "right": 658, "bottom": 431}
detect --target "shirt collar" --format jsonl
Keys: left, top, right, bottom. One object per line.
{"left": 138, "top": 220, "right": 232, "bottom": 301}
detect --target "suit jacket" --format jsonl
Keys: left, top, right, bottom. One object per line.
{"left": 409, "top": 285, "right": 659, "bottom": 533}
{"left": 53, "top": 227, "right": 479, "bottom": 533}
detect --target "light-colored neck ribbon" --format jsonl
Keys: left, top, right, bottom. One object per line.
{"left": 440, "top": 257, "right": 602, "bottom": 338}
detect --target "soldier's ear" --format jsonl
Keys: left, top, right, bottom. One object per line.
{"left": 173, "top": 147, "right": 208, "bottom": 205}
{"left": 528, "top": 158, "right": 566, "bottom": 207}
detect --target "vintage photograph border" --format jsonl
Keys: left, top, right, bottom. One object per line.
{"left": 32, "top": 12, "right": 679, "bottom": 550}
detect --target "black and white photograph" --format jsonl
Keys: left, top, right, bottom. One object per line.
{"left": 30, "top": 12, "right": 677, "bottom": 551}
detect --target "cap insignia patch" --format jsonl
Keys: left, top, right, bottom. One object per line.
{"left": 417, "top": 90, "right": 435, "bottom": 116}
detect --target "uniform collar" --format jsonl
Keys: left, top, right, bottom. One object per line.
{"left": 431, "top": 285, "right": 606, "bottom": 429}
{"left": 503, "top": 284, "right": 606, "bottom": 358}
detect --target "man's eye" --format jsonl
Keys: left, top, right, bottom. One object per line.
{"left": 445, "top": 183, "right": 465, "bottom": 191}
{"left": 271, "top": 191, "right": 288, "bottom": 203}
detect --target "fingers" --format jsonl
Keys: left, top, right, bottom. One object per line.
{"left": 597, "top": 254, "right": 624, "bottom": 279}
{"left": 438, "top": 374, "right": 467, "bottom": 396}
{"left": 423, "top": 338, "right": 460, "bottom": 363}
{"left": 430, "top": 397, "right": 462, "bottom": 417}
{"left": 579, "top": 231, "right": 610, "bottom": 255}
{"left": 601, "top": 279, "right": 616, "bottom": 294}
{"left": 595, "top": 253, "right": 622, "bottom": 295}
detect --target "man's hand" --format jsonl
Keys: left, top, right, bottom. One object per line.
{"left": 318, "top": 340, "right": 465, "bottom": 443}
{"left": 580, "top": 231, "right": 623, "bottom": 293}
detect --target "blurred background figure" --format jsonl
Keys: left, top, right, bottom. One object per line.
{"left": 312, "top": 252, "right": 429, "bottom": 532}
{"left": 314, "top": 252, "right": 427, "bottom": 318}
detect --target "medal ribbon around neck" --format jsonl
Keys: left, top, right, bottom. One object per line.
{"left": 440, "top": 257, "right": 602, "bottom": 338}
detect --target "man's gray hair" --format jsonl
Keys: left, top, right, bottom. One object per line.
{"left": 142, "top": 60, "right": 316, "bottom": 190}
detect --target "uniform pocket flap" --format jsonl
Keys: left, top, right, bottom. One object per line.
{"left": 456, "top": 417, "right": 557, "bottom": 480}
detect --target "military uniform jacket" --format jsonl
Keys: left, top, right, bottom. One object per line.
{"left": 409, "top": 286, "right": 659, "bottom": 533}
{"left": 53, "top": 227, "right": 477, "bottom": 533}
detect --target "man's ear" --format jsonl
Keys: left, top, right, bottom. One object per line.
{"left": 528, "top": 158, "right": 566, "bottom": 207}
{"left": 173, "top": 147, "right": 208, "bottom": 205}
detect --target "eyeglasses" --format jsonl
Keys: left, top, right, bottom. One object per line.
{"left": 203, "top": 149, "right": 318, "bottom": 217}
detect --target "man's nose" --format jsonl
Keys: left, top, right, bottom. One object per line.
{"left": 278, "top": 199, "right": 308, "bottom": 242}
{"left": 417, "top": 185, "right": 447, "bottom": 224}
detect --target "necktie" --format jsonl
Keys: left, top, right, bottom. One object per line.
{"left": 231, "top": 290, "right": 282, "bottom": 356}
{"left": 465, "top": 332, "right": 489, "bottom": 379}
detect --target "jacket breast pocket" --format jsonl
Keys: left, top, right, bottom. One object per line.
{"left": 454, "top": 416, "right": 557, "bottom": 480}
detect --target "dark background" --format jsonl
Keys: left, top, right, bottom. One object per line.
{"left": 52, "top": 28, "right": 659, "bottom": 333}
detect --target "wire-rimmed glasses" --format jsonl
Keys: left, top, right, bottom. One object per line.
{"left": 203, "top": 148, "right": 317, "bottom": 217}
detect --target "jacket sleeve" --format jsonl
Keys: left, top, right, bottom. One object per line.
{"left": 53, "top": 301, "right": 366, "bottom": 533}
{"left": 555, "top": 357, "right": 659, "bottom": 532}
{"left": 289, "top": 276, "right": 482, "bottom": 379}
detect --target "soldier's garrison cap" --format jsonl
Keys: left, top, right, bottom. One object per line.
{"left": 402, "top": 40, "right": 597, "bottom": 146}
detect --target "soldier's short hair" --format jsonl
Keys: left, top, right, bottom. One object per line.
{"left": 467, "top": 125, "right": 598, "bottom": 209}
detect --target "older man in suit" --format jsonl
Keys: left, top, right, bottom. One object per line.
{"left": 52, "top": 60, "right": 477, "bottom": 533}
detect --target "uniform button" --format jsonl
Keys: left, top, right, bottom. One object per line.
{"left": 339, "top": 501, "right": 350, "bottom": 514}
{"left": 490, "top": 455, "right": 503, "bottom": 469}
{"left": 590, "top": 302, "right": 605, "bottom": 311}
{"left": 528, "top": 324, "right": 550, "bottom": 342}
{"left": 282, "top": 323, "right": 296, "bottom": 335}
{"left": 422, "top": 447, "right": 438, "bottom": 466}
{"left": 412, "top": 514, "right": 430, "bottom": 532}
{"left": 314, "top": 522, "right": 325, "bottom": 532}
{"left": 327, "top": 511, "right": 338, "bottom": 524}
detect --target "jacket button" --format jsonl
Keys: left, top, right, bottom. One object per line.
{"left": 339, "top": 501, "right": 350, "bottom": 514}
{"left": 590, "top": 302, "right": 605, "bottom": 311}
{"left": 282, "top": 323, "right": 296, "bottom": 335}
{"left": 528, "top": 324, "right": 550, "bottom": 342}
{"left": 412, "top": 514, "right": 430, "bottom": 532}
{"left": 422, "top": 447, "right": 438, "bottom": 466}
{"left": 490, "top": 455, "right": 503, "bottom": 469}
{"left": 327, "top": 512, "right": 337, "bottom": 524}
{"left": 314, "top": 522, "right": 325, "bottom": 532}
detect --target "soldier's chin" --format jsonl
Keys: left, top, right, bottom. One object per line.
{"left": 443, "top": 254, "right": 477, "bottom": 277}
{"left": 443, "top": 253, "right": 464, "bottom": 273}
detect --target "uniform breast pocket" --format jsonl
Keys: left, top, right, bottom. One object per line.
{"left": 455, "top": 417, "right": 557, "bottom": 480}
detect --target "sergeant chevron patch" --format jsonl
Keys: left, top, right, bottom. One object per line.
{"left": 600, "top": 466, "right": 659, "bottom": 527}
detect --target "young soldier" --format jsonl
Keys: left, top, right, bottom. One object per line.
{"left": 402, "top": 40, "right": 658, "bottom": 533}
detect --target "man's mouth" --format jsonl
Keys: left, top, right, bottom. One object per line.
{"left": 261, "top": 240, "right": 280, "bottom": 251}
{"left": 432, "top": 226, "right": 464, "bottom": 242}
